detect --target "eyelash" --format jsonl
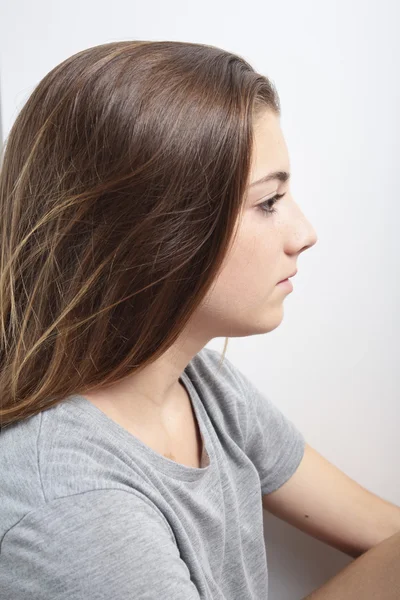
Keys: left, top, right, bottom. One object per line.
{"left": 258, "top": 193, "right": 286, "bottom": 217}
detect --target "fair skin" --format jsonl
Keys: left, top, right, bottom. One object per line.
{"left": 83, "top": 109, "right": 400, "bottom": 559}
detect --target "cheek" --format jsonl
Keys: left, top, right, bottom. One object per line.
{"left": 212, "top": 232, "right": 274, "bottom": 304}
{"left": 230, "top": 228, "right": 271, "bottom": 277}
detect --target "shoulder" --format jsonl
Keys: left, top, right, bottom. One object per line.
{"left": 0, "top": 413, "right": 45, "bottom": 534}
{"left": 0, "top": 489, "right": 200, "bottom": 600}
{"left": 2, "top": 488, "right": 174, "bottom": 544}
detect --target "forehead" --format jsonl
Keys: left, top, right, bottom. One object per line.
{"left": 250, "top": 111, "right": 290, "bottom": 176}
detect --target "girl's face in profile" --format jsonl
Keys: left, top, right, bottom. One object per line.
{"left": 79, "top": 109, "right": 319, "bottom": 419}
{"left": 196, "top": 109, "right": 318, "bottom": 339}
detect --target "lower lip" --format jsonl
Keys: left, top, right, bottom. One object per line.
{"left": 277, "top": 278, "right": 293, "bottom": 291}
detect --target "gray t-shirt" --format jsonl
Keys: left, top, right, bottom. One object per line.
{"left": 0, "top": 347, "right": 305, "bottom": 599}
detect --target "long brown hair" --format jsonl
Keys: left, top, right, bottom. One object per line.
{"left": 0, "top": 40, "right": 281, "bottom": 429}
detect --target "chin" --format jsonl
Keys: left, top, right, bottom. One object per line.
{"left": 222, "top": 311, "right": 285, "bottom": 338}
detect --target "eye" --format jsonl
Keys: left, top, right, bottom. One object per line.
{"left": 258, "top": 193, "right": 286, "bottom": 217}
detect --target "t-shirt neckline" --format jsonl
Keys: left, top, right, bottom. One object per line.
{"left": 65, "top": 369, "right": 213, "bottom": 482}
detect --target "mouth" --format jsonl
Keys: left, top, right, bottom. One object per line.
{"left": 277, "top": 270, "right": 297, "bottom": 284}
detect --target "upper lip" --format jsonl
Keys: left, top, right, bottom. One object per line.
{"left": 278, "top": 270, "right": 297, "bottom": 283}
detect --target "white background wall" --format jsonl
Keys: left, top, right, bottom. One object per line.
{"left": 1, "top": 1, "right": 399, "bottom": 597}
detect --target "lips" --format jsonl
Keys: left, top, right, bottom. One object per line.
{"left": 278, "top": 270, "right": 297, "bottom": 284}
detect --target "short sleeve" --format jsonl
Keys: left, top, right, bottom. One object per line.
{"left": 0, "top": 489, "right": 201, "bottom": 600}
{"left": 219, "top": 354, "right": 306, "bottom": 496}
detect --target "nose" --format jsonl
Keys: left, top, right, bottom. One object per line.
{"left": 287, "top": 204, "right": 318, "bottom": 256}
{"left": 302, "top": 221, "right": 318, "bottom": 253}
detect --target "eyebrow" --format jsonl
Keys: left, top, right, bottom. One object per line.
{"left": 249, "top": 170, "right": 291, "bottom": 188}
